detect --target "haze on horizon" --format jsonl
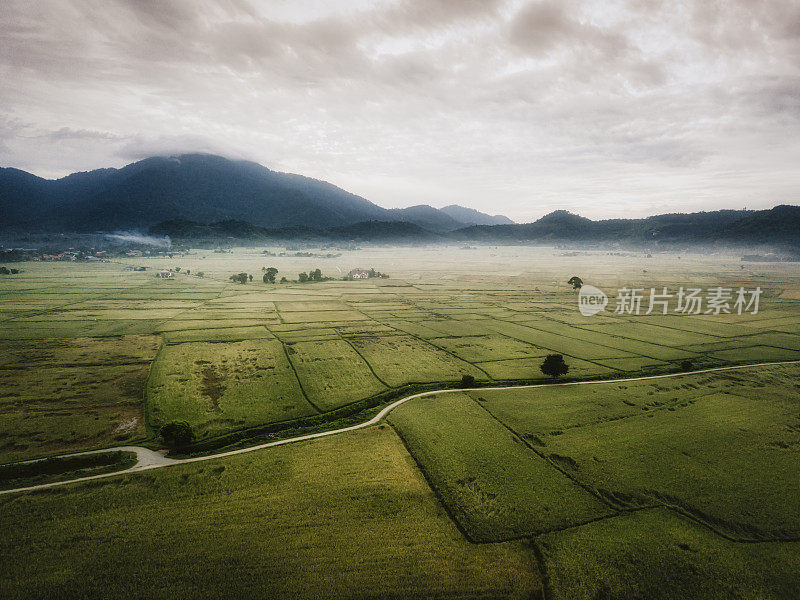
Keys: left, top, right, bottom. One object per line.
{"left": 1, "top": 0, "right": 799, "bottom": 222}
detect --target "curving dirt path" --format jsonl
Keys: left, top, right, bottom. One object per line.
{"left": 2, "top": 359, "right": 799, "bottom": 496}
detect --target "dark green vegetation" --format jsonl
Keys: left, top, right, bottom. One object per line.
{"left": 151, "top": 217, "right": 441, "bottom": 244}
{"left": 0, "top": 427, "right": 539, "bottom": 600}
{"left": 152, "top": 205, "right": 800, "bottom": 247}
{"left": 159, "top": 421, "right": 194, "bottom": 447}
{"left": 0, "top": 451, "right": 136, "bottom": 490}
{"left": 386, "top": 364, "right": 800, "bottom": 598}
{"left": 0, "top": 154, "right": 509, "bottom": 232}
{"left": 452, "top": 205, "right": 800, "bottom": 247}
{"left": 540, "top": 354, "right": 569, "bottom": 379}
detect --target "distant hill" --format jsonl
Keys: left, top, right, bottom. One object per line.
{"left": 0, "top": 154, "right": 512, "bottom": 233}
{"left": 148, "top": 205, "right": 800, "bottom": 248}
{"left": 451, "top": 206, "right": 800, "bottom": 246}
{"left": 386, "top": 205, "right": 465, "bottom": 233}
{"left": 440, "top": 204, "right": 514, "bottom": 226}
{"left": 149, "top": 218, "right": 437, "bottom": 244}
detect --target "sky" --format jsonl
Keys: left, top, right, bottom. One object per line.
{"left": 1, "top": 0, "right": 799, "bottom": 222}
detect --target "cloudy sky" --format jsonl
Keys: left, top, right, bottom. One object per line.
{"left": 1, "top": 0, "right": 798, "bottom": 221}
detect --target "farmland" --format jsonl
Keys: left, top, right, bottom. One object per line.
{"left": 1, "top": 246, "right": 800, "bottom": 598}
{"left": 0, "top": 426, "right": 539, "bottom": 600}
{"left": 2, "top": 247, "right": 799, "bottom": 459}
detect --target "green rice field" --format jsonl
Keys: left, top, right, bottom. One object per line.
{"left": 1, "top": 246, "right": 799, "bottom": 598}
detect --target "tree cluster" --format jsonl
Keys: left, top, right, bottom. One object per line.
{"left": 262, "top": 267, "right": 278, "bottom": 283}
{"left": 298, "top": 268, "right": 329, "bottom": 283}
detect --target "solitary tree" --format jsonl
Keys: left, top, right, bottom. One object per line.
{"left": 568, "top": 276, "right": 583, "bottom": 290}
{"left": 160, "top": 420, "right": 194, "bottom": 448}
{"left": 280, "top": 276, "right": 288, "bottom": 283}
{"left": 540, "top": 354, "right": 569, "bottom": 380}
{"left": 460, "top": 374, "right": 476, "bottom": 387}
{"left": 248, "top": 274, "right": 253, "bottom": 282}
{"left": 310, "top": 268, "right": 323, "bottom": 282}
{"left": 298, "top": 272, "right": 309, "bottom": 283}
{"left": 263, "top": 267, "right": 278, "bottom": 283}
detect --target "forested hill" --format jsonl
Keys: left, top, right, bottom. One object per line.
{"left": 149, "top": 205, "right": 800, "bottom": 247}
{"left": 0, "top": 154, "right": 512, "bottom": 233}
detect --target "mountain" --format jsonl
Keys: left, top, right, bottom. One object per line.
{"left": 451, "top": 206, "right": 800, "bottom": 246}
{"left": 386, "top": 205, "right": 465, "bottom": 232}
{"left": 147, "top": 205, "right": 800, "bottom": 248}
{"left": 0, "top": 154, "right": 513, "bottom": 232}
{"left": 440, "top": 204, "right": 514, "bottom": 226}
{"left": 714, "top": 204, "right": 800, "bottom": 244}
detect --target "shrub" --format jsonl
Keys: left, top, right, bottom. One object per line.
{"left": 160, "top": 420, "right": 195, "bottom": 447}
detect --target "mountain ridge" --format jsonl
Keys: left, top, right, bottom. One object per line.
{"left": 0, "top": 154, "right": 512, "bottom": 233}
{"left": 146, "top": 205, "right": 800, "bottom": 248}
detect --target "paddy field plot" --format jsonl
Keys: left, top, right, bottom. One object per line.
{"left": 347, "top": 334, "right": 486, "bottom": 386}
{"left": 456, "top": 365, "right": 800, "bottom": 540}
{"left": 147, "top": 339, "right": 315, "bottom": 438}
{"left": 0, "top": 335, "right": 158, "bottom": 462}
{"left": 537, "top": 508, "right": 800, "bottom": 600}
{"left": 0, "top": 426, "right": 540, "bottom": 600}
{"left": 284, "top": 339, "right": 387, "bottom": 411}
{"left": 386, "top": 365, "right": 800, "bottom": 596}
{"left": 387, "top": 393, "right": 613, "bottom": 541}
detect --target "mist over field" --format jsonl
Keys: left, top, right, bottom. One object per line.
{"left": 105, "top": 232, "right": 171, "bottom": 248}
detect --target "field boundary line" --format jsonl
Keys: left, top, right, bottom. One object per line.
{"left": 3, "top": 359, "right": 800, "bottom": 496}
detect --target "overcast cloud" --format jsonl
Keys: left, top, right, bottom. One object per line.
{"left": 1, "top": 0, "right": 798, "bottom": 221}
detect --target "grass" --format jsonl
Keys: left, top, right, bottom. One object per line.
{"left": 0, "top": 426, "right": 540, "bottom": 600}
{"left": 2, "top": 248, "right": 800, "bottom": 597}
{"left": 386, "top": 365, "right": 800, "bottom": 596}
{"left": 427, "top": 334, "right": 546, "bottom": 362}
{"left": 539, "top": 371, "right": 800, "bottom": 539}
{"left": 387, "top": 392, "right": 613, "bottom": 541}
{"left": 348, "top": 334, "right": 487, "bottom": 386}
{"left": 161, "top": 325, "right": 274, "bottom": 344}
{"left": 285, "top": 339, "right": 387, "bottom": 411}
{"left": 537, "top": 508, "right": 800, "bottom": 600}
{"left": 147, "top": 339, "right": 316, "bottom": 438}
{"left": 0, "top": 335, "right": 157, "bottom": 463}
{"left": 468, "top": 366, "right": 800, "bottom": 539}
